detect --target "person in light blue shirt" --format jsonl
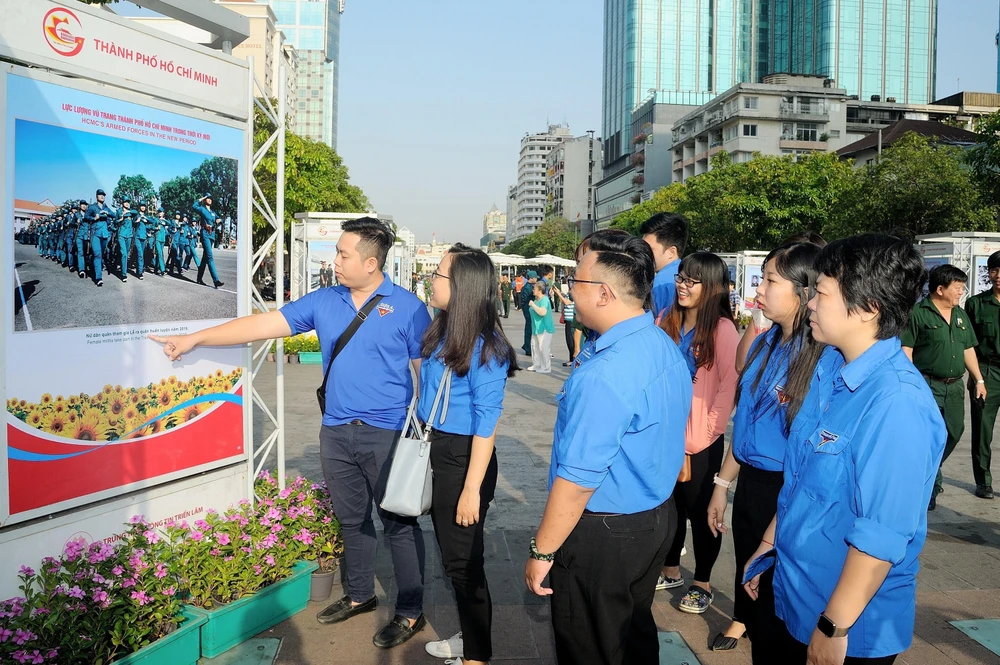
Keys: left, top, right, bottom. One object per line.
{"left": 192, "top": 194, "right": 224, "bottom": 288}
{"left": 743, "top": 234, "right": 946, "bottom": 664}
{"left": 85, "top": 188, "right": 114, "bottom": 287}
{"left": 149, "top": 218, "right": 432, "bottom": 651}
{"left": 641, "top": 212, "right": 689, "bottom": 317}
{"left": 704, "top": 242, "right": 826, "bottom": 655}
{"left": 526, "top": 231, "right": 692, "bottom": 665}
{"left": 418, "top": 244, "right": 517, "bottom": 665}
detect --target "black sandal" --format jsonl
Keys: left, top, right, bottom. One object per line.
{"left": 710, "top": 631, "right": 746, "bottom": 651}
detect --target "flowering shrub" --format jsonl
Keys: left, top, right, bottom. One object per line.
{"left": 162, "top": 473, "right": 341, "bottom": 608}
{"left": 0, "top": 521, "right": 183, "bottom": 664}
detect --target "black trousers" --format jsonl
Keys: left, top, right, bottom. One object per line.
{"left": 731, "top": 464, "right": 784, "bottom": 650}
{"left": 550, "top": 499, "right": 675, "bottom": 665}
{"left": 765, "top": 619, "right": 897, "bottom": 665}
{"left": 665, "top": 435, "right": 725, "bottom": 582}
{"left": 522, "top": 308, "right": 532, "bottom": 353}
{"left": 564, "top": 321, "right": 576, "bottom": 360}
{"left": 429, "top": 431, "right": 498, "bottom": 662}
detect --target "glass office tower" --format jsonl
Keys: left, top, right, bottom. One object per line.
{"left": 777, "top": 0, "right": 937, "bottom": 104}
{"left": 602, "top": 0, "right": 759, "bottom": 171}
{"left": 267, "top": 0, "right": 343, "bottom": 149}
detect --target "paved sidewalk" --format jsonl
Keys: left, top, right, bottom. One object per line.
{"left": 250, "top": 315, "right": 1000, "bottom": 665}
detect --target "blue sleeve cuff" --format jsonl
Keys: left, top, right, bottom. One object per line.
{"left": 555, "top": 464, "right": 607, "bottom": 489}
{"left": 741, "top": 549, "right": 776, "bottom": 584}
{"left": 278, "top": 306, "right": 305, "bottom": 336}
{"left": 473, "top": 409, "right": 502, "bottom": 438}
{"left": 846, "top": 517, "right": 909, "bottom": 564}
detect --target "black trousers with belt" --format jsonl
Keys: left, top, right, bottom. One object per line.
{"left": 429, "top": 430, "right": 498, "bottom": 662}
{"left": 730, "top": 462, "right": 784, "bottom": 657}
{"left": 550, "top": 498, "right": 676, "bottom": 665}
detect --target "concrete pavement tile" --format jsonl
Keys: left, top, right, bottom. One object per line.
{"left": 933, "top": 639, "right": 1000, "bottom": 665}
{"left": 915, "top": 591, "right": 983, "bottom": 643}
{"left": 490, "top": 605, "right": 545, "bottom": 659}
{"left": 898, "top": 644, "right": 959, "bottom": 665}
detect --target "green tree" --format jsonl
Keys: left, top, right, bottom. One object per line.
{"left": 189, "top": 156, "right": 239, "bottom": 239}
{"left": 501, "top": 216, "right": 578, "bottom": 258}
{"left": 840, "top": 132, "right": 995, "bottom": 239}
{"left": 112, "top": 174, "right": 156, "bottom": 210}
{"left": 609, "top": 184, "right": 687, "bottom": 235}
{"left": 682, "top": 151, "right": 855, "bottom": 251}
{"left": 968, "top": 111, "right": 1000, "bottom": 219}
{"left": 158, "top": 176, "right": 197, "bottom": 221}
{"left": 253, "top": 106, "right": 369, "bottom": 251}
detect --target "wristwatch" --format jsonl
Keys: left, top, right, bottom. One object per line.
{"left": 528, "top": 537, "right": 555, "bottom": 562}
{"left": 817, "top": 613, "right": 850, "bottom": 638}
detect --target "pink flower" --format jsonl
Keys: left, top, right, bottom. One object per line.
{"left": 259, "top": 517, "right": 272, "bottom": 528}
{"left": 241, "top": 546, "right": 253, "bottom": 554}
{"left": 67, "top": 586, "right": 84, "bottom": 600}
{"left": 92, "top": 589, "right": 108, "bottom": 604}
{"left": 131, "top": 590, "right": 152, "bottom": 606}
{"left": 121, "top": 577, "right": 136, "bottom": 588}
{"left": 0, "top": 628, "right": 12, "bottom": 642}
{"left": 190, "top": 530, "right": 204, "bottom": 542}
{"left": 270, "top": 523, "right": 284, "bottom": 534}
{"left": 163, "top": 586, "right": 176, "bottom": 597}
{"left": 296, "top": 492, "right": 307, "bottom": 502}
{"left": 266, "top": 507, "right": 282, "bottom": 521}
{"left": 194, "top": 519, "right": 209, "bottom": 530}
{"left": 224, "top": 556, "right": 234, "bottom": 562}
{"left": 46, "top": 650, "right": 58, "bottom": 660}
{"left": 92, "top": 574, "right": 106, "bottom": 584}
{"left": 17, "top": 566, "right": 34, "bottom": 577}
{"left": 254, "top": 565, "right": 262, "bottom": 575}
{"left": 241, "top": 532, "right": 252, "bottom": 542}
{"left": 265, "top": 555, "right": 275, "bottom": 566}
{"left": 278, "top": 488, "right": 293, "bottom": 499}
{"left": 63, "top": 539, "right": 85, "bottom": 562}
{"left": 216, "top": 533, "right": 231, "bottom": 546}
{"left": 239, "top": 499, "right": 251, "bottom": 506}
{"left": 210, "top": 548, "right": 221, "bottom": 556}
{"left": 154, "top": 563, "right": 167, "bottom": 579}
{"left": 112, "top": 565, "right": 124, "bottom": 576}
{"left": 143, "top": 530, "right": 160, "bottom": 544}
{"left": 13, "top": 628, "right": 37, "bottom": 645}
{"left": 293, "top": 528, "right": 314, "bottom": 546}
{"left": 11, "top": 650, "right": 27, "bottom": 664}
{"left": 207, "top": 508, "right": 218, "bottom": 515}
{"left": 29, "top": 650, "right": 44, "bottom": 664}
{"left": 129, "top": 515, "right": 145, "bottom": 524}
{"left": 322, "top": 516, "right": 332, "bottom": 524}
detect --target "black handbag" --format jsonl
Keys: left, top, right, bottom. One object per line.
{"left": 316, "top": 295, "right": 384, "bottom": 413}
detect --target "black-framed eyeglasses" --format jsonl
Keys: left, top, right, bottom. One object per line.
{"left": 674, "top": 274, "right": 703, "bottom": 288}
{"left": 567, "top": 277, "right": 616, "bottom": 300}
{"left": 431, "top": 271, "right": 450, "bottom": 281}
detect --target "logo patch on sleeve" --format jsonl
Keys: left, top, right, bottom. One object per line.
{"left": 818, "top": 430, "right": 840, "bottom": 447}
{"left": 376, "top": 303, "right": 395, "bottom": 317}
{"left": 775, "top": 384, "right": 791, "bottom": 405}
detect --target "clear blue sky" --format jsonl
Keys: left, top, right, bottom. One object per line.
{"left": 116, "top": 0, "right": 1000, "bottom": 245}
{"left": 14, "top": 119, "right": 215, "bottom": 204}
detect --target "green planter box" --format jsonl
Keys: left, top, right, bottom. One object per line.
{"left": 113, "top": 607, "right": 206, "bottom": 665}
{"left": 184, "top": 560, "right": 318, "bottom": 658}
{"left": 298, "top": 352, "right": 323, "bottom": 364}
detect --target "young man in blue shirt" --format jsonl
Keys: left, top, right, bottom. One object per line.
{"left": 640, "top": 212, "right": 689, "bottom": 317}
{"left": 525, "top": 231, "right": 692, "bottom": 665}
{"left": 743, "top": 234, "right": 946, "bottom": 664}
{"left": 150, "top": 218, "right": 432, "bottom": 650}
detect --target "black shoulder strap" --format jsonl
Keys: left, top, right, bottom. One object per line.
{"left": 318, "top": 295, "right": 384, "bottom": 395}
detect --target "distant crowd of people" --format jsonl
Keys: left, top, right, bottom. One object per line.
{"left": 149, "top": 212, "right": 994, "bottom": 665}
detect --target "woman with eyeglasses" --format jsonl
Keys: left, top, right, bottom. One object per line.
{"left": 704, "top": 242, "right": 826, "bottom": 656}
{"left": 421, "top": 244, "right": 518, "bottom": 665}
{"left": 656, "top": 252, "right": 740, "bottom": 616}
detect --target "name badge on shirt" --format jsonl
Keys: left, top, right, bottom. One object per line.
{"left": 775, "top": 384, "right": 791, "bottom": 405}
{"left": 376, "top": 303, "right": 395, "bottom": 317}
{"left": 818, "top": 430, "right": 840, "bottom": 448}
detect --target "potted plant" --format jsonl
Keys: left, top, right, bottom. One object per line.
{"left": 267, "top": 339, "right": 277, "bottom": 363}
{"left": 165, "top": 475, "right": 321, "bottom": 657}
{"left": 283, "top": 336, "right": 301, "bottom": 363}
{"left": 0, "top": 521, "right": 202, "bottom": 665}
{"left": 297, "top": 335, "right": 323, "bottom": 365}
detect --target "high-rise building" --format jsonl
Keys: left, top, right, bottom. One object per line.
{"left": 264, "top": 0, "right": 344, "bottom": 149}
{"left": 509, "top": 125, "right": 573, "bottom": 241}
{"left": 773, "top": 0, "right": 937, "bottom": 105}
{"left": 483, "top": 205, "right": 507, "bottom": 237}
{"left": 546, "top": 135, "right": 603, "bottom": 224}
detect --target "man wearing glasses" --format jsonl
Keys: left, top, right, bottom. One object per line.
{"left": 964, "top": 251, "right": 1000, "bottom": 500}
{"left": 901, "top": 264, "right": 986, "bottom": 509}
{"left": 525, "top": 231, "right": 692, "bottom": 664}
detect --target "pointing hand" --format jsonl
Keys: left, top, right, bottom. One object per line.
{"left": 149, "top": 333, "right": 196, "bottom": 361}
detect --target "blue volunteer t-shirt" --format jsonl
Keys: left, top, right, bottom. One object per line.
{"left": 280, "top": 274, "right": 431, "bottom": 430}
{"left": 651, "top": 259, "right": 679, "bottom": 316}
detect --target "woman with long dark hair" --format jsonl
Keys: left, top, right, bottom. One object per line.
{"left": 420, "top": 244, "right": 518, "bottom": 665}
{"left": 657, "top": 252, "right": 740, "bottom": 615}
{"left": 704, "top": 242, "right": 826, "bottom": 656}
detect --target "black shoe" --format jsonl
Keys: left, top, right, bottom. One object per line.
{"left": 138, "top": 275, "right": 143, "bottom": 280}
{"left": 928, "top": 494, "right": 937, "bottom": 511}
{"left": 316, "top": 595, "right": 376, "bottom": 625}
{"left": 121, "top": 277, "right": 127, "bottom": 283}
{"left": 214, "top": 281, "right": 224, "bottom": 288}
{"left": 96, "top": 280, "right": 103, "bottom": 287}
{"left": 711, "top": 631, "right": 745, "bottom": 651}
{"left": 78, "top": 271, "right": 85, "bottom": 278}
{"left": 373, "top": 614, "right": 425, "bottom": 649}
{"left": 197, "top": 279, "right": 207, "bottom": 286}
{"left": 975, "top": 485, "right": 995, "bottom": 499}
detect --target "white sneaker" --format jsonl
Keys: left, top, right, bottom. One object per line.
{"left": 426, "top": 632, "right": 463, "bottom": 659}
{"left": 445, "top": 660, "right": 464, "bottom": 665}
{"left": 655, "top": 574, "right": 685, "bottom": 590}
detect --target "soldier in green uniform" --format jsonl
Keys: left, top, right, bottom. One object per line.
{"left": 901, "top": 264, "right": 986, "bottom": 509}
{"left": 965, "top": 251, "right": 1000, "bottom": 500}
{"left": 499, "top": 275, "right": 512, "bottom": 318}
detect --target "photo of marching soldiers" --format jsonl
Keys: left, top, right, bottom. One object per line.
{"left": 11, "top": 119, "right": 239, "bottom": 332}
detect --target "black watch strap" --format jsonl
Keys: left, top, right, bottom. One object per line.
{"left": 817, "top": 613, "right": 849, "bottom": 638}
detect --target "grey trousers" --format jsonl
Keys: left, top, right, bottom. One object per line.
{"left": 319, "top": 422, "right": 425, "bottom": 618}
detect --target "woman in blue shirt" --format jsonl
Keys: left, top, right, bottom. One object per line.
{"left": 420, "top": 244, "right": 518, "bottom": 665}
{"left": 743, "top": 235, "right": 946, "bottom": 665}
{"left": 704, "top": 242, "right": 826, "bottom": 655}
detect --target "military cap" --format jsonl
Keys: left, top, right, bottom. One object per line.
{"left": 79, "top": 199, "right": 88, "bottom": 206}
{"left": 121, "top": 196, "right": 131, "bottom": 203}
{"left": 96, "top": 189, "right": 106, "bottom": 196}
{"left": 204, "top": 193, "right": 213, "bottom": 199}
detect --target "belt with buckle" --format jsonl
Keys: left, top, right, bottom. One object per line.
{"left": 922, "top": 374, "right": 961, "bottom": 385}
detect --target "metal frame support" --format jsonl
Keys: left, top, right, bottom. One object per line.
{"left": 245, "top": 58, "right": 287, "bottom": 499}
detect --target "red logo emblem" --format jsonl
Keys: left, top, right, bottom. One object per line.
{"left": 43, "top": 7, "right": 85, "bottom": 57}
{"left": 376, "top": 303, "right": 395, "bottom": 317}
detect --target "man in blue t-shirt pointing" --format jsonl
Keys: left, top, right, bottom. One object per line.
{"left": 150, "top": 218, "right": 432, "bottom": 651}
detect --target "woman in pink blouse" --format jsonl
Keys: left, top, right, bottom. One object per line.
{"left": 657, "top": 252, "right": 741, "bottom": 615}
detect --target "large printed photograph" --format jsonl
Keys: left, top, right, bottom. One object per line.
{"left": 12, "top": 119, "right": 239, "bottom": 332}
